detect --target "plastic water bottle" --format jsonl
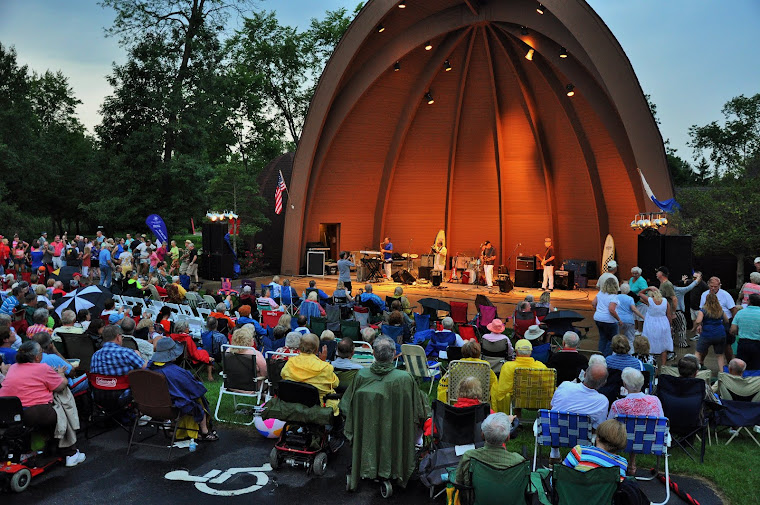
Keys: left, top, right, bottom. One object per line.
{"left": 189, "top": 439, "right": 197, "bottom": 452}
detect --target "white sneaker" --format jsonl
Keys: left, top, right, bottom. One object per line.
{"left": 138, "top": 415, "right": 151, "bottom": 426}
{"left": 634, "top": 331, "right": 641, "bottom": 337}
{"left": 66, "top": 450, "right": 86, "bottom": 467}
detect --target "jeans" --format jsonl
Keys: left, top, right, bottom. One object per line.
{"left": 100, "top": 266, "right": 112, "bottom": 288}
{"left": 595, "top": 320, "right": 618, "bottom": 356}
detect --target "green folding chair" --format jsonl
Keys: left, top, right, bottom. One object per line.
{"left": 454, "top": 459, "right": 533, "bottom": 505}
{"left": 310, "top": 316, "right": 327, "bottom": 336}
{"left": 552, "top": 464, "right": 619, "bottom": 505}
{"left": 340, "top": 319, "right": 360, "bottom": 339}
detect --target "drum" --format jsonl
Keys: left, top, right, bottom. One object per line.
{"left": 461, "top": 271, "right": 470, "bottom": 284}
{"left": 466, "top": 269, "right": 476, "bottom": 284}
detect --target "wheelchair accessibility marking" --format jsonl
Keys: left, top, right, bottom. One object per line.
{"left": 165, "top": 463, "right": 272, "bottom": 496}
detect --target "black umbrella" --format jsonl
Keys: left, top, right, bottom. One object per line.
{"left": 53, "top": 285, "right": 113, "bottom": 317}
{"left": 50, "top": 266, "right": 81, "bottom": 290}
{"left": 417, "top": 298, "right": 451, "bottom": 313}
{"left": 543, "top": 310, "right": 585, "bottom": 323}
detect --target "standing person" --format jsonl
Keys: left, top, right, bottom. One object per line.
{"left": 730, "top": 293, "right": 760, "bottom": 370}
{"left": 592, "top": 277, "right": 621, "bottom": 356}
{"left": 737, "top": 272, "right": 760, "bottom": 308}
{"left": 699, "top": 276, "right": 740, "bottom": 361}
{"left": 41, "top": 239, "right": 54, "bottom": 275}
{"left": 694, "top": 293, "right": 729, "bottom": 370}
{"left": 655, "top": 267, "right": 678, "bottom": 355}
{"left": 539, "top": 237, "right": 555, "bottom": 292}
{"left": 673, "top": 272, "right": 700, "bottom": 348}
{"left": 639, "top": 287, "right": 672, "bottom": 366}
{"left": 381, "top": 237, "right": 393, "bottom": 280}
{"left": 51, "top": 235, "right": 66, "bottom": 270}
{"left": 13, "top": 239, "right": 29, "bottom": 272}
{"left": 98, "top": 243, "right": 113, "bottom": 288}
{"left": 688, "top": 271, "right": 708, "bottom": 336}
{"left": 597, "top": 261, "right": 618, "bottom": 290}
{"left": 90, "top": 242, "right": 100, "bottom": 282}
{"left": 0, "top": 238, "right": 10, "bottom": 272}
{"left": 480, "top": 240, "right": 496, "bottom": 288}
{"left": 337, "top": 251, "right": 354, "bottom": 294}
{"left": 186, "top": 242, "right": 199, "bottom": 283}
{"left": 432, "top": 238, "right": 447, "bottom": 272}
{"left": 169, "top": 240, "right": 181, "bottom": 275}
{"left": 617, "top": 283, "right": 644, "bottom": 351}
{"left": 629, "top": 267, "right": 649, "bottom": 333}
{"left": 29, "top": 241, "right": 44, "bottom": 272}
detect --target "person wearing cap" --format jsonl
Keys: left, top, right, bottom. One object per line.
{"left": 597, "top": 260, "right": 618, "bottom": 291}
{"left": 148, "top": 337, "right": 218, "bottom": 441}
{"left": 494, "top": 338, "right": 546, "bottom": 411}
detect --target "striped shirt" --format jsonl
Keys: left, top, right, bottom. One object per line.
{"left": 563, "top": 445, "right": 628, "bottom": 479}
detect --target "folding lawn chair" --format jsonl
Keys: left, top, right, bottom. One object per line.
{"left": 656, "top": 374, "right": 708, "bottom": 463}
{"left": 261, "top": 310, "right": 282, "bottom": 329}
{"left": 214, "top": 345, "right": 266, "bottom": 425}
{"left": 551, "top": 464, "right": 619, "bottom": 505}
{"left": 340, "top": 319, "right": 360, "bottom": 339}
{"left": 475, "top": 305, "right": 497, "bottom": 334}
{"left": 414, "top": 312, "right": 431, "bottom": 332}
{"left": 325, "top": 304, "right": 341, "bottom": 332}
{"left": 458, "top": 324, "right": 478, "bottom": 341}
{"left": 615, "top": 415, "right": 671, "bottom": 505}
{"left": 351, "top": 341, "right": 375, "bottom": 368}
{"left": 532, "top": 410, "right": 593, "bottom": 471}
{"left": 452, "top": 459, "right": 533, "bottom": 505}
{"left": 511, "top": 368, "right": 557, "bottom": 419}
{"left": 310, "top": 316, "right": 327, "bottom": 337}
{"left": 352, "top": 305, "right": 370, "bottom": 328}
{"left": 86, "top": 373, "right": 133, "bottom": 439}
{"left": 264, "top": 351, "right": 298, "bottom": 400}
{"left": 60, "top": 332, "right": 97, "bottom": 373}
{"left": 401, "top": 343, "right": 440, "bottom": 394}
{"left": 449, "top": 301, "right": 468, "bottom": 325}
{"left": 446, "top": 360, "right": 491, "bottom": 405}
{"left": 127, "top": 369, "right": 182, "bottom": 459}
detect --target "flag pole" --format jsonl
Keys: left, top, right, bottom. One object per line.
{"left": 279, "top": 170, "right": 295, "bottom": 208}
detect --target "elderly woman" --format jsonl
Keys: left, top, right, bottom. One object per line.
{"left": 455, "top": 413, "right": 523, "bottom": 487}
{"left": 333, "top": 280, "right": 354, "bottom": 302}
{"left": 563, "top": 419, "right": 629, "bottom": 479}
{"left": 609, "top": 367, "right": 663, "bottom": 419}
{"left": 170, "top": 320, "right": 212, "bottom": 366}
{"left": 481, "top": 318, "right": 514, "bottom": 374}
{"left": 738, "top": 272, "right": 760, "bottom": 308}
{"left": 605, "top": 335, "right": 644, "bottom": 371}
{"left": 461, "top": 340, "right": 499, "bottom": 405}
{"left": 299, "top": 291, "right": 326, "bottom": 317}
{"left": 281, "top": 333, "right": 339, "bottom": 413}
{"left": 273, "top": 331, "right": 302, "bottom": 361}
{"left": 390, "top": 286, "right": 412, "bottom": 315}
{"left": 617, "top": 283, "right": 644, "bottom": 349}
{"left": 257, "top": 287, "right": 279, "bottom": 310}
{"left": 0, "top": 341, "right": 86, "bottom": 466}
{"left": 592, "top": 277, "right": 621, "bottom": 356}
{"left": 629, "top": 266, "right": 648, "bottom": 332}
{"left": 426, "top": 376, "right": 496, "bottom": 436}
{"left": 229, "top": 326, "right": 267, "bottom": 377}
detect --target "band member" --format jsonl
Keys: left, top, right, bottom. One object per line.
{"left": 381, "top": 237, "right": 393, "bottom": 280}
{"left": 432, "top": 239, "right": 447, "bottom": 272}
{"left": 539, "top": 237, "right": 555, "bottom": 291}
{"left": 481, "top": 241, "right": 496, "bottom": 287}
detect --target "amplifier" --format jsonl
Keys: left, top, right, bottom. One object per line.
{"left": 498, "top": 265, "right": 510, "bottom": 275}
{"left": 515, "top": 269, "right": 539, "bottom": 288}
{"left": 554, "top": 270, "right": 575, "bottom": 290}
{"left": 516, "top": 256, "right": 536, "bottom": 271}
{"left": 420, "top": 254, "right": 435, "bottom": 268}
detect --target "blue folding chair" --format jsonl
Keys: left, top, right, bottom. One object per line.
{"left": 381, "top": 324, "right": 405, "bottom": 351}
{"left": 532, "top": 410, "right": 593, "bottom": 471}
{"left": 414, "top": 312, "right": 430, "bottom": 332}
{"left": 615, "top": 415, "right": 671, "bottom": 505}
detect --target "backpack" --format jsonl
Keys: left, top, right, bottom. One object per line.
{"left": 613, "top": 478, "right": 650, "bottom": 505}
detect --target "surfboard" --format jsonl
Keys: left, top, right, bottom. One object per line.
{"left": 434, "top": 229, "right": 446, "bottom": 248}
{"left": 601, "top": 234, "right": 615, "bottom": 272}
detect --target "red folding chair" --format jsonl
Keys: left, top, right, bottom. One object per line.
{"left": 459, "top": 324, "right": 478, "bottom": 341}
{"left": 450, "top": 301, "right": 468, "bottom": 325}
{"left": 262, "top": 310, "right": 282, "bottom": 329}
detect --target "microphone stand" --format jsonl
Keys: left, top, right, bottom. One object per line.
{"left": 506, "top": 243, "right": 521, "bottom": 277}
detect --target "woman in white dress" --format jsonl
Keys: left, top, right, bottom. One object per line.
{"left": 639, "top": 287, "right": 672, "bottom": 366}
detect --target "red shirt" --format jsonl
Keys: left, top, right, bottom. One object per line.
{"left": 0, "top": 243, "right": 9, "bottom": 262}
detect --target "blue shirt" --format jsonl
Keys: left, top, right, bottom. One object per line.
{"left": 294, "top": 327, "right": 310, "bottom": 336}
{"left": 605, "top": 352, "right": 643, "bottom": 371}
{"left": 383, "top": 242, "right": 393, "bottom": 261}
{"left": 337, "top": 259, "right": 354, "bottom": 282}
{"left": 0, "top": 346, "right": 17, "bottom": 365}
{"left": 41, "top": 353, "right": 80, "bottom": 387}
{"left": 0, "top": 295, "right": 19, "bottom": 316}
{"left": 236, "top": 317, "right": 267, "bottom": 335}
{"left": 616, "top": 294, "right": 636, "bottom": 324}
{"left": 268, "top": 282, "right": 282, "bottom": 299}
{"left": 90, "top": 342, "right": 144, "bottom": 376}
{"left": 359, "top": 292, "right": 386, "bottom": 312}
{"left": 98, "top": 248, "right": 111, "bottom": 268}
{"left": 732, "top": 305, "right": 760, "bottom": 341}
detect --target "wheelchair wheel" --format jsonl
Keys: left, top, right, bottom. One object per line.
{"left": 312, "top": 452, "right": 327, "bottom": 476}
{"left": 10, "top": 469, "right": 31, "bottom": 493}
{"left": 269, "top": 447, "right": 281, "bottom": 470}
{"left": 380, "top": 480, "right": 393, "bottom": 499}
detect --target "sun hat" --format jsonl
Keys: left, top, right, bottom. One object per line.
{"left": 486, "top": 319, "right": 506, "bottom": 334}
{"left": 152, "top": 337, "right": 184, "bottom": 363}
{"left": 525, "top": 324, "right": 545, "bottom": 341}
{"left": 515, "top": 339, "right": 533, "bottom": 351}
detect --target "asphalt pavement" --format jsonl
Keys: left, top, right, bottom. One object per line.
{"left": 6, "top": 426, "right": 724, "bottom": 504}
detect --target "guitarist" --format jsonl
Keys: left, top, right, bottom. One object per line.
{"left": 480, "top": 241, "right": 496, "bottom": 287}
{"left": 538, "top": 237, "right": 555, "bottom": 292}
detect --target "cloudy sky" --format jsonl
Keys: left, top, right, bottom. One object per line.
{"left": 1, "top": 0, "right": 758, "bottom": 162}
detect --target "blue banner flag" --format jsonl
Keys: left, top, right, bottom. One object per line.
{"left": 146, "top": 214, "right": 169, "bottom": 245}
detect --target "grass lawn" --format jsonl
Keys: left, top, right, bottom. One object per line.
{"left": 202, "top": 374, "right": 760, "bottom": 504}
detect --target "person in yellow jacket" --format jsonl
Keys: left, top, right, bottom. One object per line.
{"left": 281, "top": 333, "right": 340, "bottom": 414}
{"left": 495, "top": 337, "right": 547, "bottom": 411}
{"left": 437, "top": 340, "right": 500, "bottom": 408}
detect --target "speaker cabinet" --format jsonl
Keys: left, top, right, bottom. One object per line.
{"left": 202, "top": 222, "right": 228, "bottom": 255}
{"left": 515, "top": 269, "right": 539, "bottom": 288}
{"left": 420, "top": 254, "right": 434, "bottom": 268}
{"left": 431, "top": 271, "right": 442, "bottom": 286}
{"left": 393, "top": 269, "right": 416, "bottom": 284}
{"left": 554, "top": 270, "right": 575, "bottom": 290}
{"left": 418, "top": 266, "right": 433, "bottom": 280}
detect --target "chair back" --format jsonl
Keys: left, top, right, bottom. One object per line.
{"left": 221, "top": 346, "right": 259, "bottom": 390}
{"left": 459, "top": 324, "right": 478, "bottom": 341}
{"left": 427, "top": 330, "right": 457, "bottom": 356}
{"left": 535, "top": 410, "right": 593, "bottom": 449}
{"left": 127, "top": 369, "right": 176, "bottom": 420}
{"left": 333, "top": 296, "right": 348, "bottom": 305}
{"left": 657, "top": 374, "right": 706, "bottom": 430}
{"left": 643, "top": 363, "right": 656, "bottom": 392}
{"left": 265, "top": 353, "right": 293, "bottom": 395}
{"left": 448, "top": 360, "right": 491, "bottom": 404}
{"left": 310, "top": 316, "right": 328, "bottom": 336}
{"left": 0, "top": 396, "right": 23, "bottom": 429}
{"left": 597, "top": 368, "right": 624, "bottom": 406}
{"left": 513, "top": 368, "right": 557, "bottom": 410}
{"left": 716, "top": 372, "right": 760, "bottom": 402}
{"left": 402, "top": 344, "right": 433, "bottom": 379}
{"left": 449, "top": 301, "right": 468, "bottom": 324}
{"left": 278, "top": 379, "right": 321, "bottom": 407}
{"left": 261, "top": 310, "right": 281, "bottom": 329}
{"left": 240, "top": 279, "right": 256, "bottom": 293}
{"left": 381, "top": 324, "right": 404, "bottom": 344}
{"left": 534, "top": 306, "right": 550, "bottom": 321}
{"left": 196, "top": 307, "right": 212, "bottom": 319}
{"left": 470, "top": 459, "right": 531, "bottom": 505}
{"left": 660, "top": 365, "right": 712, "bottom": 382}
{"left": 203, "top": 294, "right": 218, "bottom": 308}
{"left": 445, "top": 345, "right": 463, "bottom": 361}
{"left": 340, "top": 320, "right": 360, "bottom": 339}
{"left": 60, "top": 332, "right": 97, "bottom": 372}
{"left": 615, "top": 415, "right": 670, "bottom": 456}
{"left": 714, "top": 399, "right": 760, "bottom": 429}
{"left": 476, "top": 305, "right": 497, "bottom": 327}
{"left": 299, "top": 301, "right": 322, "bottom": 323}
{"left": 414, "top": 312, "right": 431, "bottom": 331}
{"left": 335, "top": 368, "right": 359, "bottom": 392}
{"left": 325, "top": 305, "right": 341, "bottom": 332}
{"left": 431, "top": 399, "right": 490, "bottom": 447}
{"left": 385, "top": 296, "right": 398, "bottom": 309}
{"left": 552, "top": 464, "right": 619, "bottom": 505}
{"left": 121, "top": 336, "right": 139, "bottom": 350}
{"left": 280, "top": 288, "right": 294, "bottom": 306}
{"left": 353, "top": 307, "right": 370, "bottom": 328}
{"left": 530, "top": 342, "right": 552, "bottom": 365}
{"left": 512, "top": 317, "right": 534, "bottom": 339}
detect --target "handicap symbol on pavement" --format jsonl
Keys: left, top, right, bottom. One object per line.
{"left": 165, "top": 463, "right": 272, "bottom": 496}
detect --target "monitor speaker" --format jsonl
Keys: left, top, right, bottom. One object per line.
{"left": 392, "top": 269, "right": 416, "bottom": 284}
{"left": 431, "top": 271, "right": 442, "bottom": 287}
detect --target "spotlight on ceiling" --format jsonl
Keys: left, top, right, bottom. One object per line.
{"left": 537, "top": 3, "right": 545, "bottom": 14}
{"left": 377, "top": 24, "right": 385, "bottom": 33}
{"left": 425, "top": 91, "right": 434, "bottom": 105}
{"left": 444, "top": 59, "right": 452, "bottom": 71}
{"left": 398, "top": 1, "right": 406, "bottom": 8}
{"left": 425, "top": 41, "right": 433, "bottom": 51}
{"left": 394, "top": 61, "right": 401, "bottom": 72}
{"left": 565, "top": 84, "right": 575, "bottom": 97}
{"left": 559, "top": 47, "right": 568, "bottom": 58}
{"left": 525, "top": 48, "right": 535, "bottom": 61}
{"left": 520, "top": 26, "right": 529, "bottom": 36}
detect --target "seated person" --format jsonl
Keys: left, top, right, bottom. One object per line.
{"left": 27, "top": 307, "right": 54, "bottom": 337}
{"left": 331, "top": 338, "right": 364, "bottom": 370}
{"left": 426, "top": 316, "right": 461, "bottom": 356}
{"left": 711, "top": 358, "right": 747, "bottom": 394}
{"left": 210, "top": 303, "right": 235, "bottom": 335}
{"left": 52, "top": 309, "right": 86, "bottom": 341}
{"left": 273, "top": 331, "right": 302, "bottom": 360}
{"left": 340, "top": 336, "right": 429, "bottom": 492}
{"left": 262, "top": 325, "right": 288, "bottom": 354}
{"left": 154, "top": 306, "right": 173, "bottom": 334}
{"left": 357, "top": 284, "right": 386, "bottom": 314}
{"left": 319, "top": 329, "right": 337, "bottom": 361}
{"left": 427, "top": 376, "right": 496, "bottom": 436}
{"left": 609, "top": 367, "right": 663, "bottom": 418}
{"left": 257, "top": 287, "right": 279, "bottom": 310}
{"left": 454, "top": 413, "right": 523, "bottom": 487}
{"left": 386, "top": 310, "right": 411, "bottom": 343}
{"left": 632, "top": 335, "right": 656, "bottom": 367}
{"left": 563, "top": 419, "right": 629, "bottom": 479}
{"left": 237, "top": 285, "right": 256, "bottom": 309}
{"left": 281, "top": 279, "right": 301, "bottom": 306}
{"left": 390, "top": 286, "right": 412, "bottom": 315}
{"left": 298, "top": 292, "right": 326, "bottom": 319}
{"left": 548, "top": 331, "right": 589, "bottom": 385}
{"left": 267, "top": 275, "right": 282, "bottom": 300}
{"left": 100, "top": 299, "right": 125, "bottom": 324}
{"left": 148, "top": 337, "right": 218, "bottom": 441}
{"left": 0, "top": 326, "right": 17, "bottom": 364}
{"left": 301, "top": 280, "right": 330, "bottom": 306}
{"left": 229, "top": 326, "right": 267, "bottom": 378}
{"left": 32, "top": 331, "right": 89, "bottom": 394}
{"left": 0, "top": 341, "right": 86, "bottom": 466}
{"left": 606, "top": 335, "right": 644, "bottom": 371}
{"left": 235, "top": 305, "right": 259, "bottom": 329}
{"left": 85, "top": 318, "right": 106, "bottom": 348}
{"left": 123, "top": 270, "right": 147, "bottom": 297}
{"left": 170, "top": 321, "right": 213, "bottom": 367}
{"left": 293, "top": 315, "right": 310, "bottom": 336}
{"left": 495, "top": 339, "right": 547, "bottom": 409}
{"left": 512, "top": 301, "right": 538, "bottom": 338}
{"left": 551, "top": 362, "right": 610, "bottom": 428}
{"left": 281, "top": 333, "right": 340, "bottom": 413}
{"left": 120, "top": 316, "right": 157, "bottom": 361}
{"left": 202, "top": 316, "right": 229, "bottom": 363}
{"left": 333, "top": 280, "right": 353, "bottom": 302}
{"left": 677, "top": 354, "right": 719, "bottom": 404}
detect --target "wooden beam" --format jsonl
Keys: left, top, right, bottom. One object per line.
{"left": 463, "top": 0, "right": 479, "bottom": 16}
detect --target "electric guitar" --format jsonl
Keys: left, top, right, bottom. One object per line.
{"left": 448, "top": 253, "right": 460, "bottom": 282}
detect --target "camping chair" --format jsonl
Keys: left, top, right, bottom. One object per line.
{"left": 533, "top": 306, "right": 550, "bottom": 322}
{"left": 659, "top": 365, "right": 712, "bottom": 382}
{"left": 121, "top": 336, "right": 139, "bottom": 351}
{"left": 475, "top": 305, "right": 497, "bottom": 334}
{"left": 615, "top": 415, "right": 671, "bottom": 505}
{"left": 459, "top": 459, "right": 533, "bottom": 505}
{"left": 444, "top": 346, "right": 463, "bottom": 361}
{"left": 449, "top": 301, "right": 468, "bottom": 325}
{"left": 240, "top": 279, "right": 256, "bottom": 293}
{"left": 334, "top": 368, "right": 359, "bottom": 394}
{"left": 86, "top": 373, "right": 133, "bottom": 439}
{"left": 264, "top": 351, "right": 297, "bottom": 400}
{"left": 126, "top": 369, "right": 183, "bottom": 459}
{"left": 401, "top": 343, "right": 441, "bottom": 394}
{"left": 214, "top": 345, "right": 266, "bottom": 425}
{"left": 551, "top": 464, "right": 619, "bottom": 505}
{"left": 340, "top": 320, "right": 360, "bottom": 339}
{"left": 511, "top": 368, "right": 557, "bottom": 419}
{"left": 261, "top": 310, "right": 282, "bottom": 329}
{"left": 512, "top": 311, "right": 536, "bottom": 339}
{"left": 656, "top": 374, "right": 708, "bottom": 463}
{"left": 351, "top": 341, "right": 375, "bottom": 368}
{"left": 280, "top": 288, "right": 298, "bottom": 316}
{"left": 414, "top": 312, "right": 431, "bottom": 332}
{"left": 532, "top": 410, "right": 593, "bottom": 471}
{"left": 481, "top": 338, "right": 510, "bottom": 374}
{"left": 178, "top": 343, "right": 207, "bottom": 381}
{"left": 381, "top": 324, "right": 404, "bottom": 351}
{"left": 714, "top": 372, "right": 760, "bottom": 446}
{"left": 459, "top": 324, "right": 478, "bottom": 341}
{"left": 310, "top": 316, "right": 328, "bottom": 337}
{"left": 325, "top": 304, "right": 341, "bottom": 332}
{"left": 352, "top": 305, "right": 370, "bottom": 328}
{"left": 446, "top": 360, "right": 491, "bottom": 405}
{"left": 298, "top": 301, "right": 323, "bottom": 324}
{"left": 60, "top": 332, "right": 97, "bottom": 373}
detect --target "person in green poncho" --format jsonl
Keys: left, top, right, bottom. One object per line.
{"left": 340, "top": 336, "right": 430, "bottom": 492}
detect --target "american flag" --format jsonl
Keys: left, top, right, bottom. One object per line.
{"left": 274, "top": 171, "right": 287, "bottom": 215}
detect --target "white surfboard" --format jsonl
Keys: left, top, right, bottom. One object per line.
{"left": 602, "top": 234, "right": 615, "bottom": 272}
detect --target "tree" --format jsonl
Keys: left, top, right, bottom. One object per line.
{"left": 688, "top": 93, "right": 760, "bottom": 178}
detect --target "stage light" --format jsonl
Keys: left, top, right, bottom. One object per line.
{"left": 444, "top": 59, "right": 452, "bottom": 71}
{"left": 559, "top": 47, "right": 568, "bottom": 58}
{"left": 661, "top": 217, "right": 668, "bottom": 226}
{"left": 394, "top": 61, "right": 401, "bottom": 72}
{"left": 425, "top": 91, "right": 434, "bottom": 105}
{"left": 377, "top": 24, "right": 385, "bottom": 33}
{"left": 637, "top": 219, "right": 645, "bottom": 228}
{"left": 630, "top": 220, "right": 638, "bottom": 230}
{"left": 210, "top": 214, "right": 218, "bottom": 222}
{"left": 398, "top": 1, "right": 406, "bottom": 8}
{"left": 565, "top": 84, "right": 575, "bottom": 96}
{"left": 537, "top": 3, "right": 545, "bottom": 14}
{"left": 520, "top": 26, "right": 529, "bottom": 36}
{"left": 425, "top": 41, "right": 432, "bottom": 51}
{"left": 525, "top": 48, "right": 535, "bottom": 61}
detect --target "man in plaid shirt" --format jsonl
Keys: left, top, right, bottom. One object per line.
{"left": 91, "top": 325, "right": 146, "bottom": 376}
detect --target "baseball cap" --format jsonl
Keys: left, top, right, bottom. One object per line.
{"left": 515, "top": 339, "right": 533, "bottom": 351}
{"left": 607, "top": 260, "right": 618, "bottom": 269}
{"left": 755, "top": 257, "right": 760, "bottom": 264}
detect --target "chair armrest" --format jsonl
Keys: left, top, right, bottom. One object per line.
{"left": 532, "top": 418, "right": 540, "bottom": 437}
{"left": 324, "top": 393, "right": 342, "bottom": 401}
{"left": 428, "top": 362, "right": 441, "bottom": 369}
